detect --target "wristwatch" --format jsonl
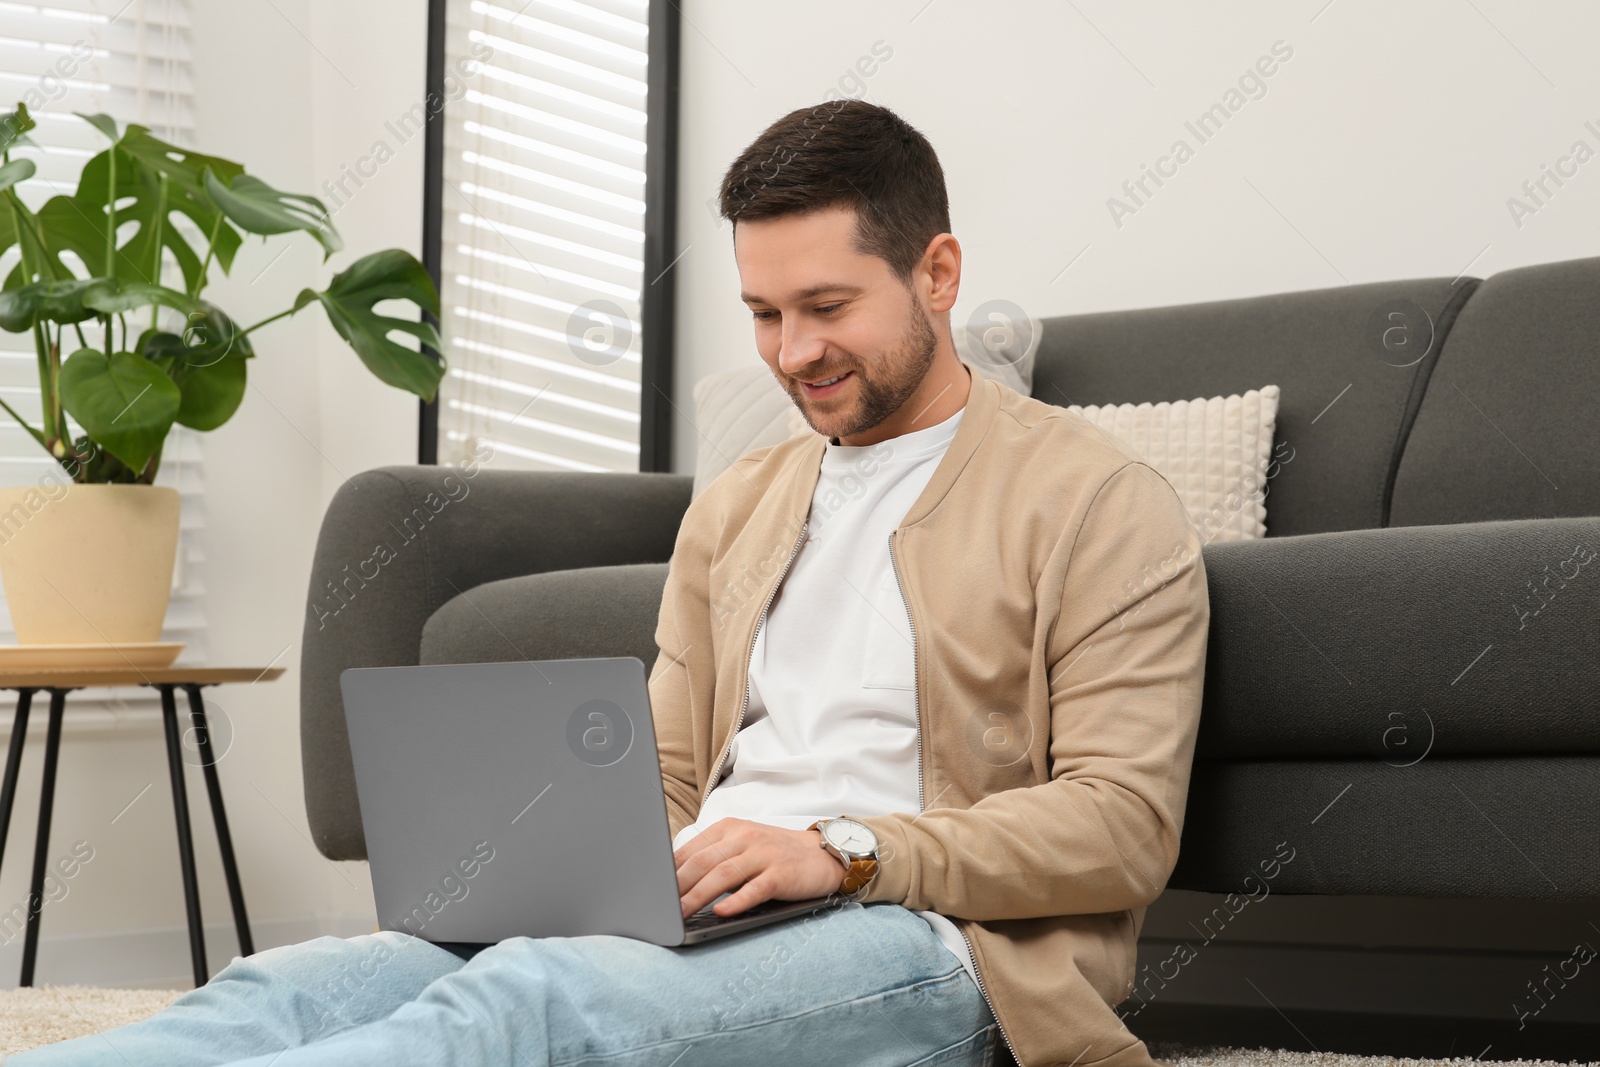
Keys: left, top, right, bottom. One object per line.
{"left": 807, "top": 816, "right": 880, "bottom": 895}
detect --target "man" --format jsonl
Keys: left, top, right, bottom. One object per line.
{"left": 656, "top": 99, "right": 1208, "bottom": 1067}
{"left": 13, "top": 100, "right": 1206, "bottom": 1067}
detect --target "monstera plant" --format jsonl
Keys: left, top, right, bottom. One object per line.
{"left": 0, "top": 100, "right": 445, "bottom": 482}
{"left": 0, "top": 100, "right": 447, "bottom": 655}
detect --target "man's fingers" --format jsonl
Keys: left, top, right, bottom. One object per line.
{"left": 673, "top": 818, "right": 739, "bottom": 876}
{"left": 675, "top": 821, "right": 827, "bottom": 920}
{"left": 677, "top": 833, "right": 751, "bottom": 898}
{"left": 691, "top": 863, "right": 772, "bottom": 919}
{"left": 682, "top": 856, "right": 759, "bottom": 918}
{"left": 679, "top": 832, "right": 754, "bottom": 911}
{"left": 712, "top": 872, "right": 774, "bottom": 916}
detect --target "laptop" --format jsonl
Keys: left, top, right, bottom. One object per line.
{"left": 339, "top": 656, "right": 841, "bottom": 948}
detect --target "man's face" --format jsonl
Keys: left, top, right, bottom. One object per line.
{"left": 735, "top": 204, "right": 938, "bottom": 443}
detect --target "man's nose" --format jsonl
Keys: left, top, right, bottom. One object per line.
{"left": 778, "top": 319, "right": 826, "bottom": 378}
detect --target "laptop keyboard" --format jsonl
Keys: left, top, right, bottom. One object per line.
{"left": 683, "top": 895, "right": 814, "bottom": 931}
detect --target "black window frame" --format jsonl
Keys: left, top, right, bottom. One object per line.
{"left": 418, "top": 0, "right": 682, "bottom": 473}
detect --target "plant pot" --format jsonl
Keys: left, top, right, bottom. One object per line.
{"left": 0, "top": 484, "right": 180, "bottom": 645}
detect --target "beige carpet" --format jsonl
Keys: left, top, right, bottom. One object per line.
{"left": 0, "top": 985, "right": 1593, "bottom": 1065}
{"left": 1, "top": 984, "right": 185, "bottom": 1056}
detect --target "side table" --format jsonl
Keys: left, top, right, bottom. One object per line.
{"left": 0, "top": 666, "right": 285, "bottom": 988}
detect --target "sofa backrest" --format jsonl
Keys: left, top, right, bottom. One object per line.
{"left": 1389, "top": 255, "right": 1600, "bottom": 528}
{"left": 1030, "top": 276, "right": 1478, "bottom": 537}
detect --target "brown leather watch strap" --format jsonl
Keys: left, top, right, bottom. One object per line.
{"left": 808, "top": 819, "right": 879, "bottom": 895}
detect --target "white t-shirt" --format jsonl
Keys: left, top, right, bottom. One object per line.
{"left": 672, "top": 403, "right": 978, "bottom": 985}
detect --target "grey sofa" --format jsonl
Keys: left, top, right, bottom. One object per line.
{"left": 299, "top": 252, "right": 1600, "bottom": 1033}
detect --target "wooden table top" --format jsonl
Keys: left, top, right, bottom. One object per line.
{"left": 0, "top": 667, "right": 286, "bottom": 689}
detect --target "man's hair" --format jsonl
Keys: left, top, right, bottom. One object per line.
{"left": 717, "top": 100, "right": 951, "bottom": 290}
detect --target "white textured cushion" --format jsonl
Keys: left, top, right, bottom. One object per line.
{"left": 693, "top": 313, "right": 1042, "bottom": 500}
{"left": 1065, "top": 386, "right": 1281, "bottom": 543}
{"left": 689, "top": 366, "right": 800, "bottom": 501}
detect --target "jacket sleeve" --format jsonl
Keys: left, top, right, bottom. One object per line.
{"left": 648, "top": 494, "right": 715, "bottom": 846}
{"left": 854, "top": 461, "right": 1210, "bottom": 919}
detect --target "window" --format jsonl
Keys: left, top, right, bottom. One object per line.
{"left": 0, "top": 0, "right": 206, "bottom": 716}
{"left": 429, "top": 0, "right": 678, "bottom": 474}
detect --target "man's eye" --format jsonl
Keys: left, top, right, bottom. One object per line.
{"left": 752, "top": 304, "right": 839, "bottom": 322}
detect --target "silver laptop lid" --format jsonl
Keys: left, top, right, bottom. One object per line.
{"left": 339, "top": 657, "right": 688, "bottom": 945}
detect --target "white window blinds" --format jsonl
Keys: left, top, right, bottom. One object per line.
{"left": 0, "top": 0, "right": 207, "bottom": 714}
{"left": 437, "top": 0, "right": 650, "bottom": 473}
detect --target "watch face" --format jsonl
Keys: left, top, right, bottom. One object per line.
{"left": 824, "top": 818, "right": 877, "bottom": 855}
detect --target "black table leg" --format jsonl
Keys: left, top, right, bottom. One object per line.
{"left": 183, "top": 683, "right": 254, "bottom": 957}
{"left": 0, "top": 688, "right": 35, "bottom": 876}
{"left": 20, "top": 690, "right": 65, "bottom": 986}
{"left": 159, "top": 684, "right": 208, "bottom": 988}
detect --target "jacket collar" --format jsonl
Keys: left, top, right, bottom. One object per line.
{"left": 781, "top": 359, "right": 1001, "bottom": 533}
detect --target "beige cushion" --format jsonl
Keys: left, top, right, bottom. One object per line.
{"left": 689, "top": 365, "right": 798, "bottom": 502}
{"left": 1064, "top": 386, "right": 1281, "bottom": 543}
{"left": 692, "top": 314, "right": 1042, "bottom": 501}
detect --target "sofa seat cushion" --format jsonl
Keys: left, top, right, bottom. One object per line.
{"left": 421, "top": 562, "right": 668, "bottom": 671}
{"left": 1197, "top": 516, "right": 1600, "bottom": 760}
{"left": 1170, "top": 755, "right": 1600, "bottom": 898}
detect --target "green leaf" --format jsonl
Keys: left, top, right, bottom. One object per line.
{"left": 1, "top": 187, "right": 69, "bottom": 288}
{"left": 295, "top": 249, "right": 445, "bottom": 402}
{"left": 82, "top": 279, "right": 201, "bottom": 317}
{"left": 0, "top": 158, "right": 34, "bottom": 193}
{"left": 137, "top": 302, "right": 252, "bottom": 431}
{"left": 59, "top": 348, "right": 181, "bottom": 473}
{"left": 1, "top": 101, "right": 36, "bottom": 155}
{"left": 39, "top": 144, "right": 243, "bottom": 292}
{"left": 117, "top": 126, "right": 244, "bottom": 199}
{"left": 167, "top": 349, "right": 245, "bottom": 431}
{"left": 0, "top": 278, "right": 108, "bottom": 332}
{"left": 74, "top": 112, "right": 119, "bottom": 144}
{"left": 17, "top": 186, "right": 98, "bottom": 288}
{"left": 141, "top": 302, "right": 253, "bottom": 364}
{"left": 1, "top": 105, "right": 52, "bottom": 286}
{"left": 204, "top": 170, "right": 341, "bottom": 258}
{"left": 20, "top": 121, "right": 252, "bottom": 297}
{"left": 0, "top": 202, "right": 15, "bottom": 288}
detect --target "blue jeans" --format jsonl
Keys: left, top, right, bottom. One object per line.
{"left": 12, "top": 901, "right": 999, "bottom": 1067}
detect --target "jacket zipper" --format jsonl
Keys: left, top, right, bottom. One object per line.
{"left": 888, "top": 529, "right": 1021, "bottom": 1067}
{"left": 702, "top": 519, "right": 809, "bottom": 807}
{"left": 886, "top": 530, "right": 925, "bottom": 813}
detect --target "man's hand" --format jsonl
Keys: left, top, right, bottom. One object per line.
{"left": 674, "top": 818, "right": 845, "bottom": 919}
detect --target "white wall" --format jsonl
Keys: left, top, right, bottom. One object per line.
{"left": 671, "top": 0, "right": 1600, "bottom": 471}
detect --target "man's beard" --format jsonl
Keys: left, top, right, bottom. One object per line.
{"left": 790, "top": 298, "right": 941, "bottom": 442}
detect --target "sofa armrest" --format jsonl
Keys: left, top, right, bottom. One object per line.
{"left": 300, "top": 464, "right": 692, "bottom": 859}
{"left": 1198, "top": 515, "right": 1600, "bottom": 761}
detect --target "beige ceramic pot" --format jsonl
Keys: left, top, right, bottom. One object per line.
{"left": 0, "top": 483, "right": 179, "bottom": 644}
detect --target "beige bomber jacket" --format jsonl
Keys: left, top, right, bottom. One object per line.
{"left": 648, "top": 362, "right": 1210, "bottom": 1067}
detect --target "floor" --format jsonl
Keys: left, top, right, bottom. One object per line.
{"left": 1137, "top": 1003, "right": 1600, "bottom": 1065}
{"left": 1, "top": 985, "right": 1595, "bottom": 1065}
